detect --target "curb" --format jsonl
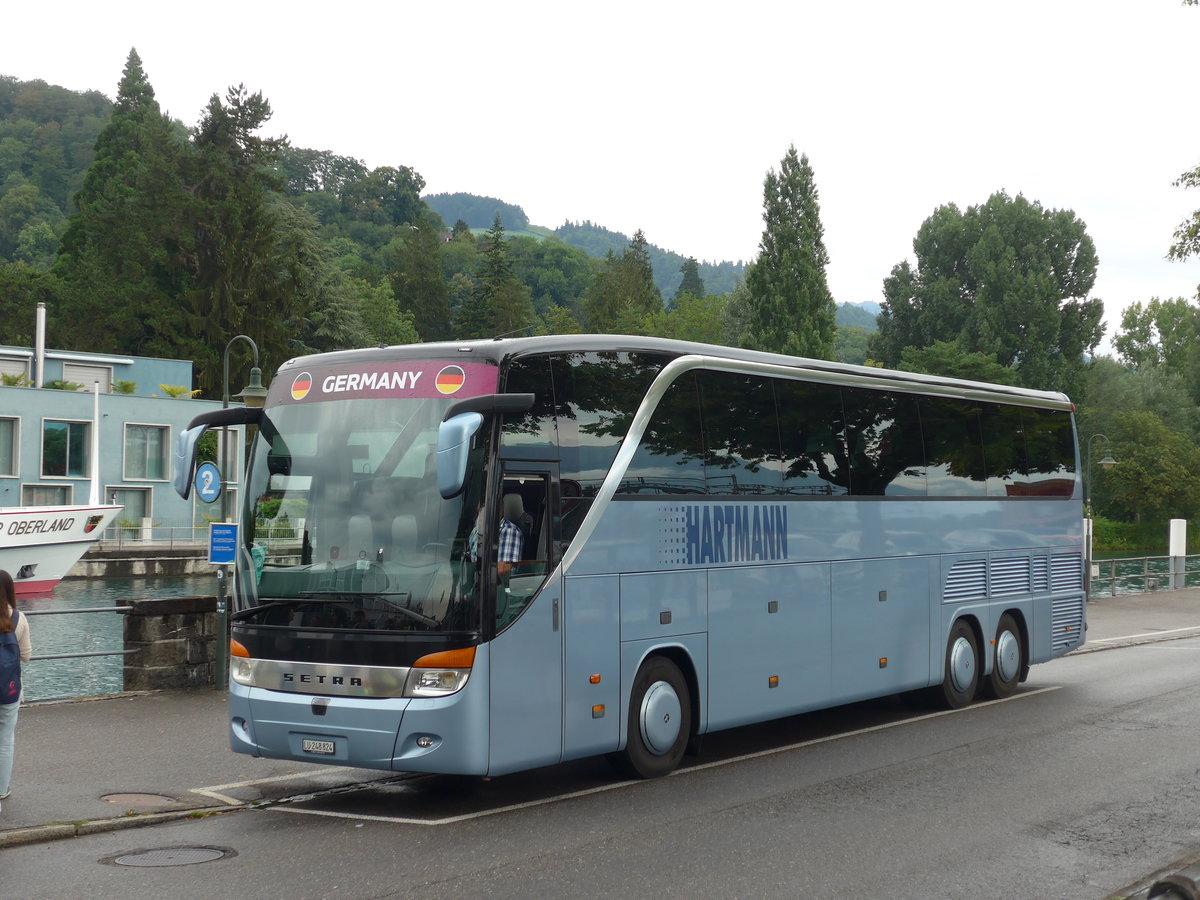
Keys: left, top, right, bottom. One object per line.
{"left": 1072, "top": 627, "right": 1200, "bottom": 655}
{"left": 0, "top": 805, "right": 243, "bottom": 849}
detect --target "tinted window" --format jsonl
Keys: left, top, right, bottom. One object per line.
{"left": 622, "top": 373, "right": 706, "bottom": 494}
{"left": 698, "top": 371, "right": 782, "bottom": 495}
{"left": 1015, "top": 406, "right": 1076, "bottom": 497}
{"left": 500, "top": 356, "right": 557, "bottom": 459}
{"left": 980, "top": 402, "right": 1027, "bottom": 497}
{"left": 920, "top": 397, "right": 987, "bottom": 497}
{"left": 841, "top": 388, "right": 926, "bottom": 496}
{"left": 775, "top": 379, "right": 849, "bottom": 496}
{"left": 557, "top": 352, "right": 669, "bottom": 497}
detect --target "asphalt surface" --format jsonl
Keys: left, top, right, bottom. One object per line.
{"left": 3, "top": 588, "right": 1200, "bottom": 898}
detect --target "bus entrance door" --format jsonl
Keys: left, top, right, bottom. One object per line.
{"left": 487, "top": 466, "right": 563, "bottom": 775}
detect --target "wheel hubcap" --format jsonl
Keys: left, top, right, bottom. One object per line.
{"left": 639, "top": 680, "right": 682, "bottom": 755}
{"left": 995, "top": 629, "right": 1019, "bottom": 683}
{"left": 949, "top": 636, "right": 975, "bottom": 693}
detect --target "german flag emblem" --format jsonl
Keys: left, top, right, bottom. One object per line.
{"left": 291, "top": 372, "right": 313, "bottom": 400}
{"left": 84, "top": 515, "right": 104, "bottom": 534}
{"left": 435, "top": 365, "right": 466, "bottom": 395}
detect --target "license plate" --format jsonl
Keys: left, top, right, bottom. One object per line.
{"left": 302, "top": 739, "right": 335, "bottom": 755}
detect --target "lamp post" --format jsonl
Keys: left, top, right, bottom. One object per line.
{"left": 1085, "top": 433, "right": 1117, "bottom": 597}
{"left": 1085, "top": 433, "right": 1117, "bottom": 519}
{"left": 216, "top": 335, "right": 269, "bottom": 690}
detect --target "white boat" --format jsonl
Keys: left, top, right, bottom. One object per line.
{"left": 0, "top": 503, "right": 123, "bottom": 594}
{"left": 2, "top": 379, "right": 123, "bottom": 594}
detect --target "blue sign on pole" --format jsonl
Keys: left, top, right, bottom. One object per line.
{"left": 195, "top": 461, "right": 222, "bottom": 504}
{"left": 209, "top": 522, "right": 238, "bottom": 565}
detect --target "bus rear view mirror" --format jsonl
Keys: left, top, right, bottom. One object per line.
{"left": 437, "top": 412, "right": 484, "bottom": 499}
{"left": 172, "top": 406, "right": 265, "bottom": 500}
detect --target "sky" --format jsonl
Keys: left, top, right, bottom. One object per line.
{"left": 5, "top": 0, "right": 1200, "bottom": 345}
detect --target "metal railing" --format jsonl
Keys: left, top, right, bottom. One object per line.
{"left": 1088, "top": 555, "right": 1200, "bottom": 597}
{"left": 96, "top": 524, "right": 211, "bottom": 549}
{"left": 24, "top": 605, "right": 135, "bottom": 661}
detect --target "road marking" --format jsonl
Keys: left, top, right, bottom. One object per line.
{"left": 677, "top": 685, "right": 1061, "bottom": 776}
{"left": 265, "top": 686, "right": 1060, "bottom": 826}
{"left": 190, "top": 767, "right": 390, "bottom": 806}
{"left": 1088, "top": 626, "right": 1200, "bottom": 643}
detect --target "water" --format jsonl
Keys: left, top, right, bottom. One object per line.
{"left": 15, "top": 574, "right": 219, "bottom": 702}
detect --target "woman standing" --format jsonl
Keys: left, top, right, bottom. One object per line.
{"left": 0, "top": 569, "right": 30, "bottom": 814}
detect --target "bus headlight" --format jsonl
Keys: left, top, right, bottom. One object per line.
{"left": 231, "top": 657, "right": 256, "bottom": 686}
{"left": 402, "top": 646, "right": 476, "bottom": 698}
{"left": 404, "top": 668, "right": 471, "bottom": 697}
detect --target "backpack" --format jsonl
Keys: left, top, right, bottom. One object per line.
{"left": 0, "top": 610, "right": 21, "bottom": 705}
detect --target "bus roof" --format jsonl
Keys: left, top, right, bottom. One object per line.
{"left": 277, "top": 334, "right": 1073, "bottom": 408}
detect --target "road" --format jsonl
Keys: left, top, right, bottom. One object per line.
{"left": 4, "top": 634, "right": 1200, "bottom": 899}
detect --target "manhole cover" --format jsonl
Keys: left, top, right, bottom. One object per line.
{"left": 101, "top": 793, "right": 175, "bottom": 807}
{"left": 112, "top": 847, "right": 228, "bottom": 867}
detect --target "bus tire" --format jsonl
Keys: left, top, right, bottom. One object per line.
{"left": 609, "top": 656, "right": 691, "bottom": 779}
{"left": 984, "top": 613, "right": 1023, "bottom": 700}
{"left": 938, "top": 619, "right": 979, "bottom": 709}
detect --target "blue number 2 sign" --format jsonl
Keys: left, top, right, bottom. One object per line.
{"left": 195, "top": 461, "right": 222, "bottom": 503}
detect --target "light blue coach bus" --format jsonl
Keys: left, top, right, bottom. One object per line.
{"left": 174, "top": 336, "right": 1085, "bottom": 778}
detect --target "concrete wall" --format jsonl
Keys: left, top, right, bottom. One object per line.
{"left": 123, "top": 595, "right": 219, "bottom": 691}
{"left": 68, "top": 548, "right": 212, "bottom": 579}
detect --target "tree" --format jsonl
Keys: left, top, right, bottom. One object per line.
{"left": 898, "top": 340, "right": 1016, "bottom": 384}
{"left": 834, "top": 326, "right": 871, "bottom": 365}
{"left": 0, "top": 261, "right": 61, "bottom": 343}
{"left": 658, "top": 292, "right": 725, "bottom": 344}
{"left": 350, "top": 277, "right": 419, "bottom": 346}
{"left": 182, "top": 84, "right": 338, "bottom": 394}
{"left": 674, "top": 256, "right": 705, "bottom": 306}
{"left": 871, "top": 191, "right": 1103, "bottom": 394}
{"left": 1099, "top": 410, "right": 1200, "bottom": 524}
{"left": 457, "top": 214, "right": 532, "bottom": 339}
{"left": 582, "top": 230, "right": 662, "bottom": 332}
{"left": 1113, "top": 297, "right": 1200, "bottom": 404}
{"left": 535, "top": 304, "right": 583, "bottom": 336}
{"left": 743, "top": 146, "right": 836, "bottom": 359}
{"left": 52, "top": 49, "right": 192, "bottom": 357}
{"left": 386, "top": 219, "right": 451, "bottom": 341}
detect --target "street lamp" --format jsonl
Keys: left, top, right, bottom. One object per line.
{"left": 221, "top": 335, "right": 268, "bottom": 523}
{"left": 217, "top": 334, "right": 269, "bottom": 691}
{"left": 1084, "top": 433, "right": 1116, "bottom": 599}
{"left": 1085, "top": 433, "right": 1117, "bottom": 519}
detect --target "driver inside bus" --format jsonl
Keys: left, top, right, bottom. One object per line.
{"left": 467, "top": 497, "right": 526, "bottom": 580}
{"left": 497, "top": 494, "right": 526, "bottom": 579}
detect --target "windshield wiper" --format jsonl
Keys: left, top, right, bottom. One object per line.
{"left": 232, "top": 592, "right": 440, "bottom": 628}
{"left": 302, "top": 590, "right": 441, "bottom": 628}
{"left": 231, "top": 596, "right": 354, "bottom": 621}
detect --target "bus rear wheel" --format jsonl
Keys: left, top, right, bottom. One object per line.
{"left": 938, "top": 619, "right": 980, "bottom": 709}
{"left": 609, "top": 657, "right": 691, "bottom": 779}
{"left": 984, "top": 613, "right": 1024, "bottom": 700}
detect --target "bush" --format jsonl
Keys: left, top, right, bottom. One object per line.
{"left": 1092, "top": 516, "right": 1200, "bottom": 554}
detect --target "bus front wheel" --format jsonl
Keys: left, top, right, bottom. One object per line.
{"left": 609, "top": 657, "right": 691, "bottom": 779}
{"left": 938, "top": 619, "right": 979, "bottom": 709}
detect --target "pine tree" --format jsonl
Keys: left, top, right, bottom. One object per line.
{"left": 52, "top": 49, "right": 191, "bottom": 356}
{"left": 674, "top": 256, "right": 706, "bottom": 306}
{"left": 617, "top": 230, "right": 662, "bottom": 322}
{"left": 743, "top": 146, "right": 836, "bottom": 358}
{"left": 387, "top": 219, "right": 451, "bottom": 341}
{"left": 458, "top": 214, "right": 532, "bottom": 338}
{"left": 581, "top": 231, "right": 662, "bottom": 333}
{"left": 185, "top": 85, "right": 302, "bottom": 393}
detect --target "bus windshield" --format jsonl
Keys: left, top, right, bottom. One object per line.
{"left": 236, "top": 395, "right": 487, "bottom": 635}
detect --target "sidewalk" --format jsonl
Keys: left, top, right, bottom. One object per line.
{"left": 0, "top": 691, "right": 398, "bottom": 848}
{"left": 2, "top": 589, "right": 1200, "bottom": 852}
